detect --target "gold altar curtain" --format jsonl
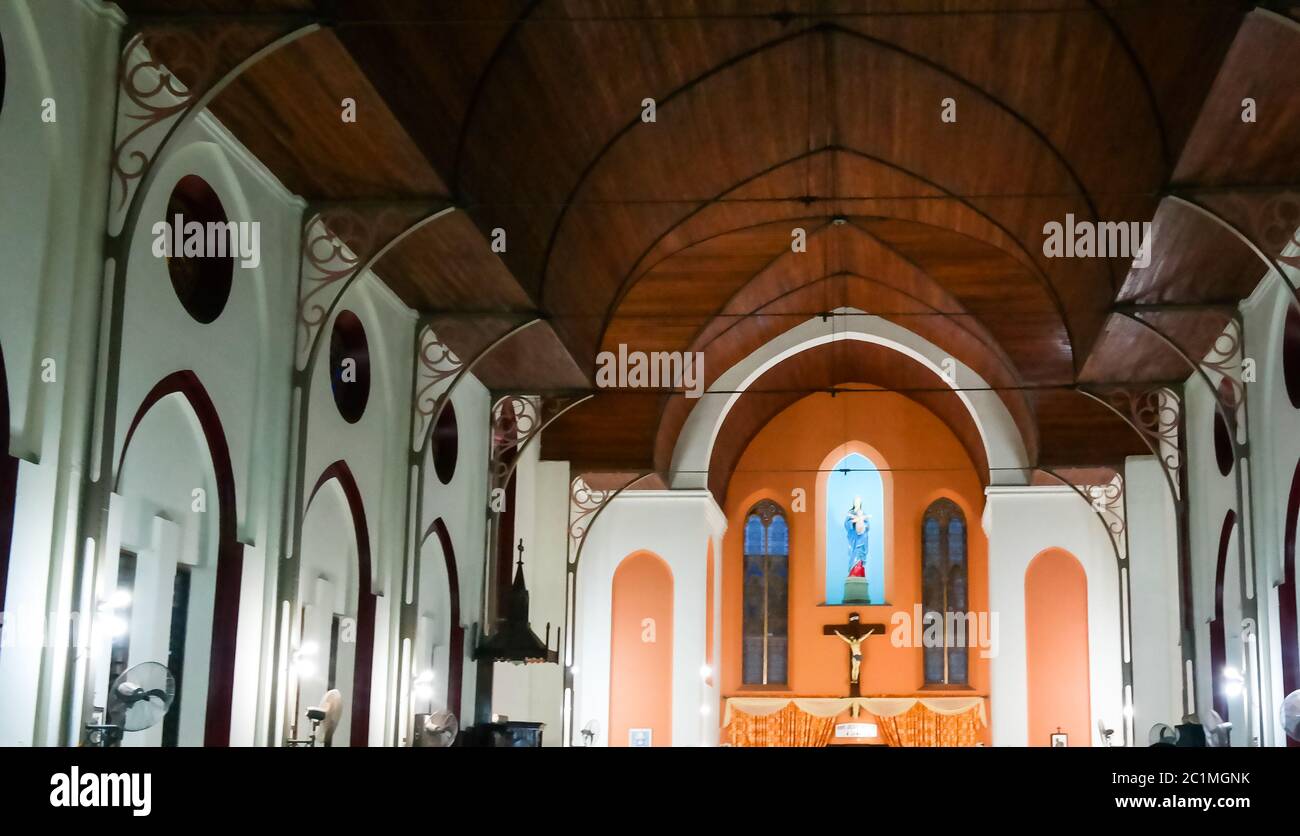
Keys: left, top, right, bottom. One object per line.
{"left": 875, "top": 702, "right": 983, "bottom": 747}
{"left": 723, "top": 697, "right": 985, "bottom": 747}
{"left": 727, "top": 703, "right": 837, "bottom": 747}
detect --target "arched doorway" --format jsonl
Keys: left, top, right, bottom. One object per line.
{"left": 1025, "top": 548, "right": 1090, "bottom": 746}
{"left": 115, "top": 371, "right": 241, "bottom": 746}
{"left": 609, "top": 551, "right": 673, "bottom": 746}
{"left": 417, "top": 516, "right": 464, "bottom": 718}
{"left": 301, "top": 460, "right": 376, "bottom": 747}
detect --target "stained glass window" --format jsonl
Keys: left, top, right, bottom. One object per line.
{"left": 922, "top": 498, "right": 968, "bottom": 685}
{"left": 742, "top": 499, "right": 789, "bottom": 685}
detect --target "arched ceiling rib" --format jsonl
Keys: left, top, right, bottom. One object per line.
{"left": 702, "top": 341, "right": 994, "bottom": 501}
{"left": 119, "top": 0, "right": 1291, "bottom": 492}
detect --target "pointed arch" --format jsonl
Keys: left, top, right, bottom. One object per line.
{"left": 115, "top": 370, "right": 240, "bottom": 746}
{"left": 921, "top": 497, "right": 969, "bottom": 686}
{"left": 741, "top": 499, "right": 789, "bottom": 686}
{"left": 305, "top": 459, "right": 376, "bottom": 747}
{"left": 420, "top": 516, "right": 464, "bottom": 718}
{"left": 815, "top": 441, "right": 894, "bottom": 606}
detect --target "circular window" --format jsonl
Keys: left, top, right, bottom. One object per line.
{"left": 329, "top": 310, "right": 370, "bottom": 424}
{"left": 164, "top": 175, "right": 233, "bottom": 323}
{"left": 431, "top": 402, "right": 459, "bottom": 484}
{"left": 1284, "top": 305, "right": 1300, "bottom": 409}
{"left": 1213, "top": 378, "right": 1235, "bottom": 477}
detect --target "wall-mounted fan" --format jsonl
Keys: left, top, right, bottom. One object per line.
{"left": 1201, "top": 709, "right": 1232, "bottom": 747}
{"left": 418, "top": 710, "right": 459, "bottom": 747}
{"left": 1148, "top": 723, "right": 1178, "bottom": 746}
{"left": 580, "top": 719, "right": 600, "bottom": 747}
{"left": 85, "top": 661, "right": 176, "bottom": 747}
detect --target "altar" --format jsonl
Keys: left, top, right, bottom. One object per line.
{"left": 723, "top": 696, "right": 987, "bottom": 747}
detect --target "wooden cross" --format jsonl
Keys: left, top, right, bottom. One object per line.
{"left": 822, "top": 612, "right": 886, "bottom": 698}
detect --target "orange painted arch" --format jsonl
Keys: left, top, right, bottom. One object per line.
{"left": 610, "top": 550, "right": 674, "bottom": 746}
{"left": 1025, "top": 547, "right": 1091, "bottom": 747}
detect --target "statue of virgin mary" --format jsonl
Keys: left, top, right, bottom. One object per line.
{"left": 844, "top": 496, "right": 870, "bottom": 578}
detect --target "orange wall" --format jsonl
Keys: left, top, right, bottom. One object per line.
{"left": 1025, "top": 548, "right": 1091, "bottom": 747}
{"left": 722, "top": 389, "right": 990, "bottom": 722}
{"left": 610, "top": 551, "right": 674, "bottom": 746}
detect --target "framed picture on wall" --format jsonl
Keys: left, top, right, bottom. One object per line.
{"left": 629, "top": 728, "right": 652, "bottom": 747}
{"left": 1050, "top": 731, "right": 1068, "bottom": 747}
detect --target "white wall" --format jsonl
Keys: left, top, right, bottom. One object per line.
{"left": 0, "top": 0, "right": 125, "bottom": 746}
{"left": 415, "top": 375, "right": 492, "bottom": 733}
{"left": 1124, "top": 456, "right": 1183, "bottom": 738}
{"left": 984, "top": 485, "right": 1124, "bottom": 746}
{"left": 1242, "top": 271, "right": 1300, "bottom": 746}
{"left": 0, "top": 1, "right": 494, "bottom": 748}
{"left": 573, "top": 489, "right": 726, "bottom": 747}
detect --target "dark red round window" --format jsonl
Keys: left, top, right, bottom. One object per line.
{"left": 164, "top": 175, "right": 233, "bottom": 324}
{"left": 1213, "top": 378, "right": 1235, "bottom": 477}
{"left": 431, "top": 402, "right": 459, "bottom": 484}
{"left": 329, "top": 311, "right": 370, "bottom": 424}
{"left": 1284, "top": 304, "right": 1300, "bottom": 410}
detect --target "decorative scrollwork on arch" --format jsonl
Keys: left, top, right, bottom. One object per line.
{"left": 568, "top": 477, "right": 611, "bottom": 564}
{"left": 1086, "top": 474, "right": 1127, "bottom": 563}
{"left": 412, "top": 325, "right": 462, "bottom": 449}
{"left": 1103, "top": 386, "right": 1181, "bottom": 495}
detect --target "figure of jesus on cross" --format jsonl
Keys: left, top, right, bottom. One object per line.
{"left": 822, "top": 612, "right": 885, "bottom": 697}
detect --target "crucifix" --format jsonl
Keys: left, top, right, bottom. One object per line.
{"left": 822, "top": 612, "right": 886, "bottom": 699}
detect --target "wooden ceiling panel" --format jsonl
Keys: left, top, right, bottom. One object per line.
{"left": 334, "top": 0, "right": 530, "bottom": 179}
{"left": 425, "top": 314, "right": 588, "bottom": 393}
{"left": 846, "top": 4, "right": 1167, "bottom": 194}
{"left": 1116, "top": 198, "right": 1265, "bottom": 306}
{"left": 123, "top": 0, "right": 1280, "bottom": 485}
{"left": 373, "top": 211, "right": 535, "bottom": 312}
{"left": 1173, "top": 9, "right": 1300, "bottom": 186}
{"left": 540, "top": 392, "right": 663, "bottom": 472}
{"left": 1033, "top": 388, "right": 1150, "bottom": 466}
{"left": 1078, "top": 313, "right": 1191, "bottom": 385}
{"left": 206, "top": 31, "right": 447, "bottom": 198}
{"left": 1101, "top": 0, "right": 1244, "bottom": 161}
{"left": 470, "top": 321, "right": 591, "bottom": 391}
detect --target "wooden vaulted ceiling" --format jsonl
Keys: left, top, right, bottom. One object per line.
{"left": 119, "top": 0, "right": 1300, "bottom": 498}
